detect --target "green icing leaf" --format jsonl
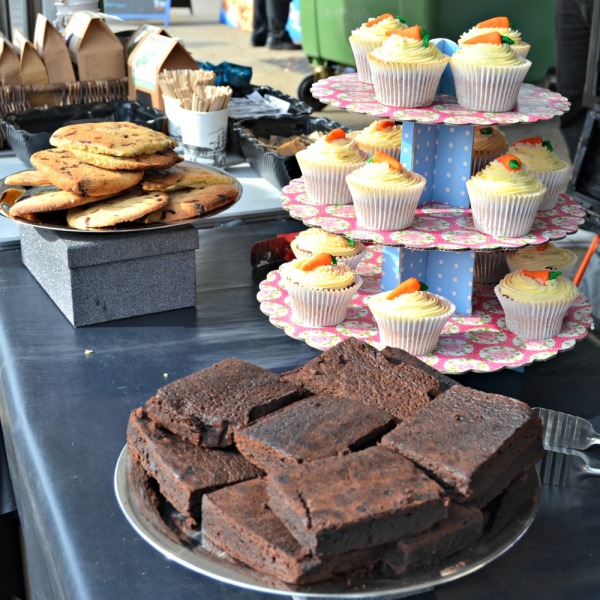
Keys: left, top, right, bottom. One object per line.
{"left": 480, "top": 127, "right": 493, "bottom": 135}
{"left": 419, "top": 281, "right": 429, "bottom": 291}
{"left": 509, "top": 158, "right": 521, "bottom": 170}
{"left": 421, "top": 28, "right": 430, "bottom": 47}
{"left": 542, "top": 140, "right": 554, "bottom": 152}
{"left": 500, "top": 35, "right": 514, "bottom": 45}
{"left": 549, "top": 270, "right": 561, "bottom": 280}
{"left": 331, "top": 255, "right": 338, "bottom": 265}
{"left": 397, "top": 15, "right": 407, "bottom": 23}
{"left": 344, "top": 236, "right": 356, "bottom": 247}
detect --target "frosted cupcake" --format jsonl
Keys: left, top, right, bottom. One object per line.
{"left": 296, "top": 128, "right": 367, "bottom": 205}
{"left": 348, "top": 119, "right": 403, "bottom": 160}
{"left": 471, "top": 125, "right": 509, "bottom": 175}
{"left": 367, "top": 25, "right": 449, "bottom": 108}
{"left": 282, "top": 253, "right": 363, "bottom": 326}
{"left": 495, "top": 268, "right": 579, "bottom": 339}
{"left": 505, "top": 243, "right": 578, "bottom": 279}
{"left": 510, "top": 137, "right": 570, "bottom": 211}
{"left": 367, "top": 277, "right": 455, "bottom": 355}
{"left": 466, "top": 154, "right": 546, "bottom": 237}
{"left": 349, "top": 13, "right": 408, "bottom": 83}
{"left": 346, "top": 151, "right": 426, "bottom": 230}
{"left": 458, "top": 16, "right": 531, "bottom": 58}
{"left": 450, "top": 31, "right": 531, "bottom": 112}
{"left": 290, "top": 228, "right": 367, "bottom": 270}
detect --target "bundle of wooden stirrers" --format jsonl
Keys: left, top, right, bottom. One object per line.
{"left": 158, "top": 69, "right": 232, "bottom": 112}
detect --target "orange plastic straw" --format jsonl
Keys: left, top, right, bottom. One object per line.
{"left": 573, "top": 234, "right": 600, "bottom": 287}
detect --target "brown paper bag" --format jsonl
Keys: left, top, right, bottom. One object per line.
{"left": 33, "top": 14, "right": 76, "bottom": 83}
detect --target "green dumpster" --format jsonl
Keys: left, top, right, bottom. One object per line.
{"left": 298, "top": 0, "right": 556, "bottom": 106}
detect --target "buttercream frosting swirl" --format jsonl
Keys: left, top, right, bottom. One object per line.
{"left": 349, "top": 121, "right": 403, "bottom": 147}
{"left": 350, "top": 15, "right": 407, "bottom": 42}
{"left": 450, "top": 42, "right": 524, "bottom": 66}
{"left": 458, "top": 25, "right": 526, "bottom": 46}
{"left": 370, "top": 34, "right": 447, "bottom": 64}
{"left": 368, "top": 289, "right": 450, "bottom": 319}
{"left": 506, "top": 244, "right": 577, "bottom": 271}
{"left": 473, "top": 126, "right": 508, "bottom": 154}
{"left": 292, "top": 229, "right": 360, "bottom": 257}
{"left": 300, "top": 136, "right": 365, "bottom": 165}
{"left": 467, "top": 159, "right": 545, "bottom": 194}
{"left": 346, "top": 161, "right": 422, "bottom": 188}
{"left": 510, "top": 143, "right": 567, "bottom": 172}
{"left": 497, "top": 270, "right": 579, "bottom": 303}
{"left": 284, "top": 259, "right": 356, "bottom": 290}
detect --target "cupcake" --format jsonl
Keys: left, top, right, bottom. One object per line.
{"left": 290, "top": 228, "right": 367, "bottom": 270}
{"left": 495, "top": 268, "right": 579, "bottom": 339}
{"left": 450, "top": 31, "right": 531, "bottom": 112}
{"left": 474, "top": 251, "right": 510, "bottom": 284}
{"left": 296, "top": 128, "right": 367, "bottom": 205}
{"left": 466, "top": 153, "right": 546, "bottom": 237}
{"left": 346, "top": 151, "right": 426, "bottom": 230}
{"left": 367, "top": 25, "right": 449, "bottom": 108}
{"left": 505, "top": 243, "right": 579, "bottom": 279}
{"left": 471, "top": 125, "right": 509, "bottom": 175}
{"left": 458, "top": 16, "right": 531, "bottom": 58}
{"left": 349, "top": 13, "right": 408, "bottom": 83}
{"left": 348, "top": 119, "right": 403, "bottom": 160}
{"left": 282, "top": 253, "right": 363, "bottom": 326}
{"left": 509, "top": 136, "right": 570, "bottom": 211}
{"left": 367, "top": 277, "right": 455, "bottom": 355}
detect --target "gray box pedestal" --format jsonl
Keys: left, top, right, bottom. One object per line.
{"left": 20, "top": 225, "right": 200, "bottom": 327}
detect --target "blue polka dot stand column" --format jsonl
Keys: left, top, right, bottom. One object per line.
{"left": 426, "top": 249, "right": 475, "bottom": 315}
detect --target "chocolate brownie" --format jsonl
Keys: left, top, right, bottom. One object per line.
{"left": 145, "top": 357, "right": 306, "bottom": 447}
{"left": 127, "top": 407, "right": 263, "bottom": 525}
{"left": 201, "top": 478, "right": 383, "bottom": 585}
{"left": 234, "top": 394, "right": 395, "bottom": 470}
{"left": 266, "top": 446, "right": 447, "bottom": 555}
{"left": 381, "top": 385, "right": 544, "bottom": 507}
{"left": 379, "top": 502, "right": 483, "bottom": 575}
{"left": 280, "top": 338, "right": 440, "bottom": 423}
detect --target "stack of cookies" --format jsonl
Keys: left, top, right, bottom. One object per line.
{"left": 4, "top": 122, "right": 239, "bottom": 230}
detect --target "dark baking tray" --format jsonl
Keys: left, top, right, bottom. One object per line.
{"left": 0, "top": 101, "right": 167, "bottom": 168}
{"left": 234, "top": 114, "right": 345, "bottom": 190}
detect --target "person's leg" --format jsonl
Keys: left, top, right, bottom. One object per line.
{"left": 265, "top": 0, "right": 300, "bottom": 49}
{"left": 251, "top": 0, "right": 268, "bottom": 46}
{"left": 555, "top": 0, "right": 595, "bottom": 160}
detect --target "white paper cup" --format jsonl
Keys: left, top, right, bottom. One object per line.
{"left": 162, "top": 95, "right": 183, "bottom": 141}
{"left": 180, "top": 107, "right": 228, "bottom": 167}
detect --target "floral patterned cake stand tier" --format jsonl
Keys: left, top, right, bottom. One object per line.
{"left": 310, "top": 73, "right": 570, "bottom": 125}
{"left": 257, "top": 246, "right": 594, "bottom": 375}
{"left": 281, "top": 178, "right": 586, "bottom": 250}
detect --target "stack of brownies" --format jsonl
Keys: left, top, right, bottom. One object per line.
{"left": 126, "top": 337, "right": 543, "bottom": 585}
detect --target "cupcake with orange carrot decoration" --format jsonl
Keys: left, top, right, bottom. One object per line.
{"left": 466, "top": 153, "right": 546, "bottom": 237}
{"left": 290, "top": 228, "right": 367, "bottom": 271}
{"left": 505, "top": 243, "right": 578, "bottom": 280}
{"left": 509, "top": 137, "right": 570, "bottom": 211}
{"left": 346, "top": 151, "right": 426, "bottom": 230}
{"left": 367, "top": 25, "right": 449, "bottom": 108}
{"left": 449, "top": 30, "right": 531, "bottom": 112}
{"left": 295, "top": 127, "right": 367, "bottom": 205}
{"left": 366, "top": 277, "right": 455, "bottom": 355}
{"left": 281, "top": 253, "right": 363, "bottom": 326}
{"left": 349, "top": 13, "right": 408, "bottom": 83}
{"left": 347, "top": 119, "right": 403, "bottom": 160}
{"left": 458, "top": 16, "right": 530, "bottom": 58}
{"left": 494, "top": 268, "right": 579, "bottom": 339}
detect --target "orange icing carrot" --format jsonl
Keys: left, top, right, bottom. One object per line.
{"left": 374, "top": 119, "right": 396, "bottom": 131}
{"left": 497, "top": 154, "right": 522, "bottom": 171}
{"left": 365, "top": 13, "right": 394, "bottom": 27}
{"left": 371, "top": 151, "right": 404, "bottom": 172}
{"left": 298, "top": 253, "right": 334, "bottom": 271}
{"left": 476, "top": 16, "right": 511, "bottom": 28}
{"left": 514, "top": 136, "right": 543, "bottom": 145}
{"left": 386, "top": 277, "right": 424, "bottom": 299}
{"left": 463, "top": 31, "right": 503, "bottom": 45}
{"left": 395, "top": 24, "right": 423, "bottom": 40}
{"left": 521, "top": 269, "right": 561, "bottom": 284}
{"left": 325, "top": 128, "right": 346, "bottom": 142}
{"left": 536, "top": 243, "right": 549, "bottom": 252}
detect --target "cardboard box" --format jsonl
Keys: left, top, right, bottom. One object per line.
{"left": 33, "top": 14, "right": 76, "bottom": 83}
{"left": 64, "top": 12, "right": 126, "bottom": 81}
{"left": 124, "top": 24, "right": 170, "bottom": 60}
{"left": 128, "top": 32, "right": 197, "bottom": 112}
{"left": 20, "top": 225, "right": 200, "bottom": 327}
{"left": 12, "top": 30, "right": 50, "bottom": 88}
{"left": 0, "top": 36, "right": 22, "bottom": 85}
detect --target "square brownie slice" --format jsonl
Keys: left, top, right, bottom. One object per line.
{"left": 202, "top": 478, "right": 384, "bottom": 585}
{"left": 280, "top": 338, "right": 440, "bottom": 423}
{"left": 127, "top": 407, "right": 263, "bottom": 525}
{"left": 145, "top": 357, "right": 306, "bottom": 447}
{"left": 266, "top": 445, "right": 447, "bottom": 555}
{"left": 234, "top": 394, "right": 395, "bottom": 471}
{"left": 381, "top": 385, "right": 543, "bottom": 507}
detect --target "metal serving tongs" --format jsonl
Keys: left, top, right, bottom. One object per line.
{"left": 533, "top": 408, "right": 600, "bottom": 487}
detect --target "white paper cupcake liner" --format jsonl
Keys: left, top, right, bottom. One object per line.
{"left": 466, "top": 182, "right": 545, "bottom": 238}
{"left": 512, "top": 43, "right": 531, "bottom": 59}
{"left": 349, "top": 38, "right": 382, "bottom": 83}
{"left": 347, "top": 176, "right": 426, "bottom": 230}
{"left": 290, "top": 241, "right": 368, "bottom": 271}
{"left": 505, "top": 249, "right": 578, "bottom": 280}
{"left": 285, "top": 276, "right": 363, "bottom": 327}
{"left": 450, "top": 60, "right": 531, "bottom": 112}
{"left": 474, "top": 251, "right": 510, "bottom": 283}
{"left": 367, "top": 57, "right": 448, "bottom": 108}
{"left": 368, "top": 294, "right": 455, "bottom": 355}
{"left": 296, "top": 155, "right": 364, "bottom": 205}
{"left": 494, "top": 286, "right": 575, "bottom": 339}
{"left": 532, "top": 165, "right": 570, "bottom": 211}
{"left": 471, "top": 149, "right": 506, "bottom": 176}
